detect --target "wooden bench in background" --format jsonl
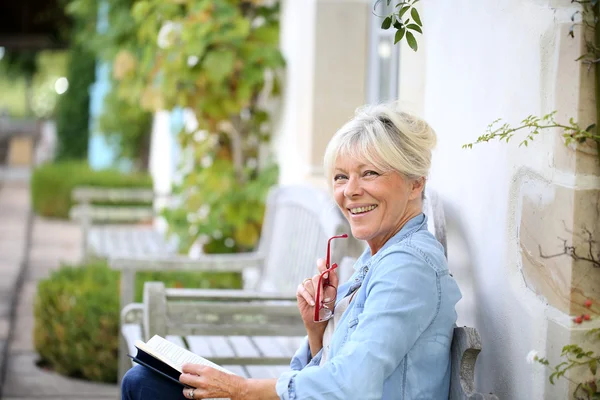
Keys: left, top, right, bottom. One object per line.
{"left": 69, "top": 186, "right": 177, "bottom": 260}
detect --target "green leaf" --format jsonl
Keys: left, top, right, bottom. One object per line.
{"left": 393, "top": 19, "right": 403, "bottom": 29}
{"left": 394, "top": 28, "right": 406, "bottom": 44}
{"left": 381, "top": 16, "right": 392, "bottom": 30}
{"left": 411, "top": 7, "right": 422, "bottom": 26}
{"left": 406, "top": 23, "right": 422, "bottom": 33}
{"left": 590, "top": 359, "right": 597, "bottom": 375}
{"left": 399, "top": 5, "right": 410, "bottom": 18}
{"left": 203, "top": 50, "right": 236, "bottom": 84}
{"left": 406, "top": 31, "right": 418, "bottom": 51}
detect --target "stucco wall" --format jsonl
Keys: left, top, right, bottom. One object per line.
{"left": 400, "top": 1, "right": 597, "bottom": 398}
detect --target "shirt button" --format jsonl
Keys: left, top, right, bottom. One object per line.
{"left": 364, "top": 266, "right": 369, "bottom": 273}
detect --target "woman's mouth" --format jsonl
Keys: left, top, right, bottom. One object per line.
{"left": 349, "top": 205, "right": 378, "bottom": 215}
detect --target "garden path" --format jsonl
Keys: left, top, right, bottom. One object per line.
{"left": 0, "top": 168, "right": 119, "bottom": 399}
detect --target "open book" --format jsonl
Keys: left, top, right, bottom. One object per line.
{"left": 129, "top": 335, "right": 235, "bottom": 399}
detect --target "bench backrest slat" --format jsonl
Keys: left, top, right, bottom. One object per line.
{"left": 72, "top": 187, "right": 156, "bottom": 203}
{"left": 257, "top": 185, "right": 348, "bottom": 294}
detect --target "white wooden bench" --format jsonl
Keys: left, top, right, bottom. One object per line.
{"left": 114, "top": 184, "right": 352, "bottom": 380}
{"left": 69, "top": 186, "right": 177, "bottom": 260}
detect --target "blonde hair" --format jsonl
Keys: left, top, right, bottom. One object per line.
{"left": 323, "top": 103, "right": 437, "bottom": 186}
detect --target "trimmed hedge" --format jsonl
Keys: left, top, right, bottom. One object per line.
{"left": 31, "top": 161, "right": 153, "bottom": 219}
{"left": 34, "top": 261, "right": 242, "bottom": 383}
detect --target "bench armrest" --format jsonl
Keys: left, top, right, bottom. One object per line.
{"left": 450, "top": 326, "right": 499, "bottom": 400}
{"left": 164, "top": 287, "right": 297, "bottom": 302}
{"left": 121, "top": 302, "right": 144, "bottom": 325}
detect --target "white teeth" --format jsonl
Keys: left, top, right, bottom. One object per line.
{"left": 350, "top": 205, "right": 377, "bottom": 214}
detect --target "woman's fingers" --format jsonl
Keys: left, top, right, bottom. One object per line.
{"left": 316, "top": 257, "right": 327, "bottom": 274}
{"left": 182, "top": 363, "right": 204, "bottom": 375}
{"left": 297, "top": 278, "right": 315, "bottom": 306}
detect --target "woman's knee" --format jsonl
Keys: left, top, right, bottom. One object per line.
{"left": 121, "top": 365, "right": 185, "bottom": 400}
{"left": 121, "top": 365, "right": 150, "bottom": 399}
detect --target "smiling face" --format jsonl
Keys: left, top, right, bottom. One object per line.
{"left": 333, "top": 153, "right": 424, "bottom": 255}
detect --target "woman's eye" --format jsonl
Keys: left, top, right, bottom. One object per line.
{"left": 364, "top": 170, "right": 379, "bottom": 177}
{"left": 334, "top": 174, "right": 347, "bottom": 181}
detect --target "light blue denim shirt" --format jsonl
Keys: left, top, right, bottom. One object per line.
{"left": 276, "top": 213, "right": 462, "bottom": 399}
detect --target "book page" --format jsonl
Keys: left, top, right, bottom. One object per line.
{"left": 136, "top": 335, "right": 234, "bottom": 375}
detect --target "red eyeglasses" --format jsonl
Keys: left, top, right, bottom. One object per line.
{"left": 314, "top": 234, "right": 348, "bottom": 323}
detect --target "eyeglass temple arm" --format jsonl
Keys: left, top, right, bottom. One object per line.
{"left": 326, "top": 234, "right": 348, "bottom": 268}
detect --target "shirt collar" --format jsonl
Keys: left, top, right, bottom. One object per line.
{"left": 353, "top": 213, "right": 428, "bottom": 270}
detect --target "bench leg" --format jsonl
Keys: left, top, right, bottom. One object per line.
{"left": 118, "top": 333, "right": 130, "bottom": 386}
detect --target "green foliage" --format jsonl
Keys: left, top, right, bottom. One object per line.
{"left": 377, "top": 0, "right": 422, "bottom": 49}
{"left": 55, "top": 45, "right": 96, "bottom": 161}
{"left": 34, "top": 261, "right": 242, "bottom": 383}
{"left": 115, "top": 0, "right": 285, "bottom": 253}
{"left": 571, "top": 0, "right": 599, "bottom": 67}
{"left": 462, "top": 112, "right": 599, "bottom": 159}
{"left": 535, "top": 328, "right": 600, "bottom": 399}
{"left": 163, "top": 162, "right": 278, "bottom": 252}
{"left": 97, "top": 80, "right": 153, "bottom": 170}
{"left": 31, "top": 161, "right": 153, "bottom": 218}
{"left": 0, "top": 62, "right": 30, "bottom": 117}
{"left": 1, "top": 50, "right": 38, "bottom": 80}
{"left": 62, "top": 0, "right": 284, "bottom": 252}
{"left": 34, "top": 261, "right": 119, "bottom": 383}
{"left": 65, "top": 0, "right": 153, "bottom": 170}
{"left": 0, "top": 51, "right": 68, "bottom": 119}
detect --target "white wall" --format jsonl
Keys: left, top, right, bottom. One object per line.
{"left": 400, "top": 1, "right": 583, "bottom": 398}
{"left": 275, "top": 0, "right": 370, "bottom": 188}
{"left": 274, "top": 0, "right": 317, "bottom": 185}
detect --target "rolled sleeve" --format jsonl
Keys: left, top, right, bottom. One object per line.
{"left": 281, "top": 249, "right": 440, "bottom": 399}
{"left": 276, "top": 370, "right": 298, "bottom": 400}
{"left": 279, "top": 340, "right": 324, "bottom": 399}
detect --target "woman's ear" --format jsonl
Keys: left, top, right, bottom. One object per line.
{"left": 409, "top": 177, "right": 425, "bottom": 200}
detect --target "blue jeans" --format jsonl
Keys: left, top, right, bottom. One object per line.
{"left": 121, "top": 365, "right": 187, "bottom": 400}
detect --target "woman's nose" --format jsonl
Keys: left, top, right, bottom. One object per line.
{"left": 344, "top": 176, "right": 362, "bottom": 198}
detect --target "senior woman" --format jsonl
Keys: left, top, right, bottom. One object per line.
{"left": 121, "top": 103, "right": 462, "bottom": 400}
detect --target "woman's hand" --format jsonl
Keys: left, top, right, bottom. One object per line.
{"left": 296, "top": 258, "right": 338, "bottom": 356}
{"left": 180, "top": 364, "right": 246, "bottom": 400}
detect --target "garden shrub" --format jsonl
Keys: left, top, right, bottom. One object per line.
{"left": 33, "top": 262, "right": 120, "bottom": 382}
{"left": 31, "top": 161, "right": 153, "bottom": 218}
{"left": 34, "top": 261, "right": 242, "bottom": 383}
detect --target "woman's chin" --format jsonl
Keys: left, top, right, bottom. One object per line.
{"left": 350, "top": 228, "right": 372, "bottom": 242}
